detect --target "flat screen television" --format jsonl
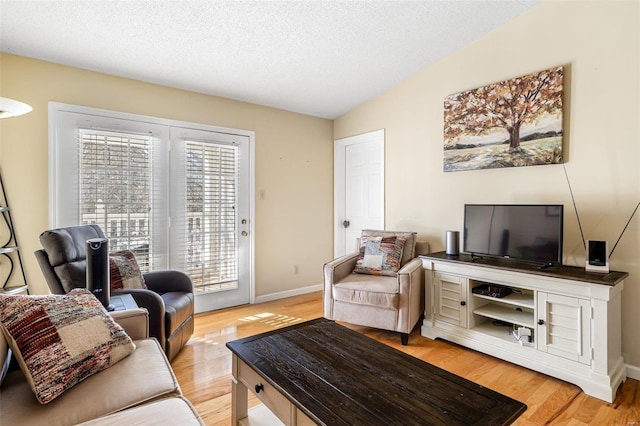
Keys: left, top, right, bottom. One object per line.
{"left": 463, "top": 204, "right": 564, "bottom": 265}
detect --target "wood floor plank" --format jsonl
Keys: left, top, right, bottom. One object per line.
{"left": 171, "top": 291, "right": 640, "bottom": 425}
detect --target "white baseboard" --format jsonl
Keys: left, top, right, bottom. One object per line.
{"left": 253, "top": 284, "right": 323, "bottom": 304}
{"left": 626, "top": 363, "right": 640, "bottom": 381}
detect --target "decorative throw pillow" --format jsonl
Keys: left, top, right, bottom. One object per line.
{"left": 353, "top": 235, "right": 406, "bottom": 276}
{"left": 0, "top": 289, "right": 136, "bottom": 404}
{"left": 109, "top": 250, "right": 147, "bottom": 290}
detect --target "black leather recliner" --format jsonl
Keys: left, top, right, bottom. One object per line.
{"left": 34, "top": 224, "right": 194, "bottom": 361}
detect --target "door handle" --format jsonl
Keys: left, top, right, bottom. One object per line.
{"left": 343, "top": 220, "right": 350, "bottom": 228}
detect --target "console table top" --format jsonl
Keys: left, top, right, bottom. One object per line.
{"left": 420, "top": 251, "right": 628, "bottom": 286}
{"left": 227, "top": 318, "right": 526, "bottom": 425}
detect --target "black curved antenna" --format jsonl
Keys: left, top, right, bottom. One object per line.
{"left": 563, "top": 164, "right": 586, "bottom": 251}
{"left": 609, "top": 201, "right": 640, "bottom": 258}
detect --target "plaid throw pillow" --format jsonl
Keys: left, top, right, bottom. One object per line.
{"left": 109, "top": 250, "right": 147, "bottom": 290}
{"left": 353, "top": 235, "right": 406, "bottom": 276}
{"left": 0, "top": 289, "right": 135, "bottom": 404}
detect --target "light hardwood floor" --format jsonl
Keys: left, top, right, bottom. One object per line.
{"left": 171, "top": 291, "right": 639, "bottom": 425}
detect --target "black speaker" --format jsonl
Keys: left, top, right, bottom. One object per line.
{"left": 86, "top": 238, "right": 114, "bottom": 310}
{"left": 586, "top": 240, "right": 609, "bottom": 272}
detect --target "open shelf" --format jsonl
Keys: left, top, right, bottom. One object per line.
{"left": 472, "top": 291, "right": 534, "bottom": 309}
{"left": 470, "top": 322, "right": 519, "bottom": 343}
{"left": 1, "top": 172, "right": 29, "bottom": 294}
{"left": 473, "top": 304, "right": 534, "bottom": 328}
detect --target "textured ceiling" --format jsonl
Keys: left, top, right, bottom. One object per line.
{"left": 0, "top": 0, "right": 540, "bottom": 119}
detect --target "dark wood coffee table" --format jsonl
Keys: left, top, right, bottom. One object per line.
{"left": 226, "top": 318, "right": 526, "bottom": 425}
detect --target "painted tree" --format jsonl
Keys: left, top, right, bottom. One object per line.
{"left": 444, "top": 66, "right": 563, "bottom": 153}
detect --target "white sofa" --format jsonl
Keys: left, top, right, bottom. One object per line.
{"left": 0, "top": 308, "right": 202, "bottom": 426}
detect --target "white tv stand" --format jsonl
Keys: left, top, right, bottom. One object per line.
{"left": 420, "top": 252, "right": 628, "bottom": 403}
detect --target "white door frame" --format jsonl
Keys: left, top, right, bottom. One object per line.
{"left": 48, "top": 102, "right": 255, "bottom": 311}
{"left": 334, "top": 129, "right": 385, "bottom": 257}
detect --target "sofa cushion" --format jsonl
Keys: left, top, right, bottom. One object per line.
{"left": 361, "top": 230, "right": 417, "bottom": 267}
{"left": 333, "top": 273, "right": 399, "bottom": 310}
{"left": 0, "top": 339, "right": 181, "bottom": 426}
{"left": 77, "top": 397, "right": 203, "bottom": 426}
{"left": 0, "top": 289, "right": 135, "bottom": 404}
{"left": 109, "top": 250, "right": 147, "bottom": 290}
{"left": 354, "top": 235, "right": 406, "bottom": 277}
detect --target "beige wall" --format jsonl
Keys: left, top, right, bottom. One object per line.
{"left": 0, "top": 54, "right": 334, "bottom": 299}
{"left": 335, "top": 1, "right": 640, "bottom": 367}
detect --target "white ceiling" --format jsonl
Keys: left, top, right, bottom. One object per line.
{"left": 0, "top": 0, "right": 540, "bottom": 119}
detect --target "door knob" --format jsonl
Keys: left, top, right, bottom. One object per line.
{"left": 343, "top": 220, "right": 350, "bottom": 228}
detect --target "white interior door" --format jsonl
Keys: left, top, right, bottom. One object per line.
{"left": 334, "top": 130, "right": 384, "bottom": 257}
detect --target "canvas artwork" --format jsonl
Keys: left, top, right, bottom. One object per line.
{"left": 443, "top": 66, "right": 563, "bottom": 172}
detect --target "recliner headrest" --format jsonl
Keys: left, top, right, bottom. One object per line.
{"left": 39, "top": 224, "right": 105, "bottom": 267}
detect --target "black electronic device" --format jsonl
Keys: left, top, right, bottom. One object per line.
{"left": 586, "top": 240, "right": 609, "bottom": 272}
{"left": 86, "top": 238, "right": 114, "bottom": 311}
{"left": 472, "top": 283, "right": 513, "bottom": 298}
{"left": 463, "top": 204, "right": 563, "bottom": 265}
{"left": 588, "top": 240, "right": 607, "bottom": 266}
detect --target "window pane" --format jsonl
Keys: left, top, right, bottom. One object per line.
{"left": 78, "top": 130, "right": 153, "bottom": 271}
{"left": 184, "top": 141, "right": 239, "bottom": 291}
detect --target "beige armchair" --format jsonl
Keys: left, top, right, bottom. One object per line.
{"left": 323, "top": 230, "right": 428, "bottom": 345}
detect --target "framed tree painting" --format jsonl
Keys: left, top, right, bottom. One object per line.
{"left": 443, "top": 66, "right": 563, "bottom": 172}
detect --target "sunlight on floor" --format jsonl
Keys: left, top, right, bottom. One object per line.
{"left": 239, "top": 312, "right": 305, "bottom": 328}
{"left": 187, "top": 312, "right": 306, "bottom": 348}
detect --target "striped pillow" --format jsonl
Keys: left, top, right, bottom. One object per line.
{"left": 353, "top": 235, "right": 406, "bottom": 276}
{"left": 0, "top": 289, "right": 135, "bottom": 404}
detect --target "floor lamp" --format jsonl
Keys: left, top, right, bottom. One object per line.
{"left": 0, "top": 97, "right": 33, "bottom": 295}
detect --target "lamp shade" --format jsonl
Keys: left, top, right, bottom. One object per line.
{"left": 0, "top": 97, "right": 33, "bottom": 119}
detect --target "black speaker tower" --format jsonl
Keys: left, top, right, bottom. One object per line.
{"left": 86, "top": 238, "right": 114, "bottom": 311}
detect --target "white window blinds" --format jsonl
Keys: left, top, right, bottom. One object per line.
{"left": 78, "top": 129, "right": 155, "bottom": 270}
{"left": 169, "top": 125, "right": 243, "bottom": 293}
{"left": 183, "top": 141, "right": 239, "bottom": 289}
{"left": 53, "top": 110, "right": 169, "bottom": 270}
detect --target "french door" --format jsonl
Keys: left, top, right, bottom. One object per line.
{"left": 50, "top": 103, "right": 253, "bottom": 314}
{"left": 170, "top": 127, "right": 251, "bottom": 313}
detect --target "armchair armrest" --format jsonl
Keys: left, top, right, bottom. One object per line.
{"left": 396, "top": 257, "right": 425, "bottom": 334}
{"left": 111, "top": 308, "right": 149, "bottom": 341}
{"left": 144, "top": 270, "right": 194, "bottom": 294}
{"left": 113, "top": 289, "right": 166, "bottom": 349}
{"left": 323, "top": 253, "right": 358, "bottom": 286}
{"left": 323, "top": 253, "right": 358, "bottom": 320}
{"left": 398, "top": 257, "right": 423, "bottom": 276}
